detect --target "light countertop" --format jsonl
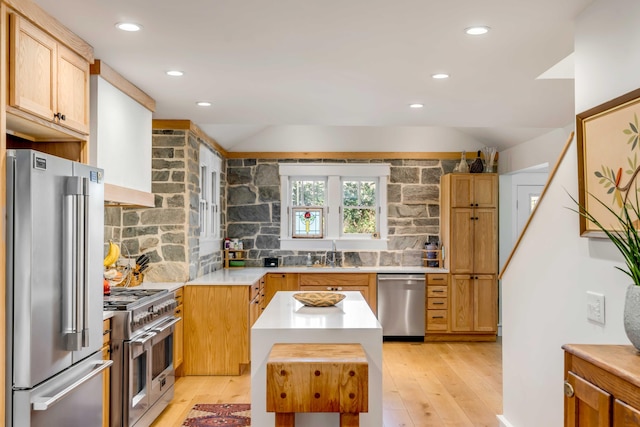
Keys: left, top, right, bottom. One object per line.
{"left": 253, "top": 290, "right": 381, "bottom": 331}
{"left": 132, "top": 266, "right": 447, "bottom": 289}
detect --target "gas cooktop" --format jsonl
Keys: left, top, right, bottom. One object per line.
{"left": 103, "top": 288, "right": 168, "bottom": 311}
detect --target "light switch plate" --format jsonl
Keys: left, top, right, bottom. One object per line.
{"left": 587, "top": 291, "right": 605, "bottom": 324}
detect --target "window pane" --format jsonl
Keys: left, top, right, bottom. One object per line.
{"left": 360, "top": 181, "right": 376, "bottom": 206}
{"left": 343, "top": 181, "right": 359, "bottom": 206}
{"left": 343, "top": 208, "right": 376, "bottom": 234}
{"left": 293, "top": 209, "right": 323, "bottom": 237}
{"left": 291, "top": 180, "right": 325, "bottom": 206}
{"left": 200, "top": 165, "right": 207, "bottom": 196}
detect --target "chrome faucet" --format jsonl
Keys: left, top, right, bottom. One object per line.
{"left": 326, "top": 240, "right": 339, "bottom": 268}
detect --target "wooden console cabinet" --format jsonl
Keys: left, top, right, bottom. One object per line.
{"left": 563, "top": 344, "right": 640, "bottom": 426}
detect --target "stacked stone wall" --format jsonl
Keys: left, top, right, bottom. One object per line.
{"left": 103, "top": 129, "right": 225, "bottom": 282}
{"left": 226, "top": 158, "right": 458, "bottom": 267}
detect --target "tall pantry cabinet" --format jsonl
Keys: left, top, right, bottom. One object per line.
{"left": 435, "top": 173, "right": 498, "bottom": 341}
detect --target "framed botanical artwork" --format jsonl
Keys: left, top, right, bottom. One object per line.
{"left": 292, "top": 208, "right": 324, "bottom": 238}
{"left": 577, "top": 87, "right": 640, "bottom": 236}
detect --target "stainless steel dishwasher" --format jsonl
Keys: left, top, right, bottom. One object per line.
{"left": 377, "top": 274, "right": 425, "bottom": 340}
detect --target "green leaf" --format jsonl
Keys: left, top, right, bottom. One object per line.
{"left": 607, "top": 187, "right": 615, "bottom": 194}
{"left": 624, "top": 129, "right": 633, "bottom": 135}
{"left": 595, "top": 171, "right": 604, "bottom": 178}
{"left": 631, "top": 123, "right": 638, "bottom": 133}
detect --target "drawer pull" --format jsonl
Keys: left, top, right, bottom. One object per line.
{"left": 103, "top": 329, "right": 111, "bottom": 336}
{"left": 432, "top": 316, "right": 445, "bottom": 319}
{"left": 432, "top": 302, "right": 445, "bottom": 305}
{"left": 432, "top": 290, "right": 444, "bottom": 293}
{"left": 432, "top": 278, "right": 444, "bottom": 281}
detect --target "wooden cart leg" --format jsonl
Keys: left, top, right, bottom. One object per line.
{"left": 340, "top": 413, "right": 359, "bottom": 427}
{"left": 275, "top": 412, "right": 295, "bottom": 427}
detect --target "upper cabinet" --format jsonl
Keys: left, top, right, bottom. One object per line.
{"left": 90, "top": 60, "right": 155, "bottom": 207}
{"left": 448, "top": 174, "right": 498, "bottom": 208}
{"left": 9, "top": 13, "right": 89, "bottom": 135}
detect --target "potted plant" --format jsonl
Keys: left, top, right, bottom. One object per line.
{"left": 569, "top": 191, "right": 640, "bottom": 350}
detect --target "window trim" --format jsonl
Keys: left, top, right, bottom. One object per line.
{"left": 279, "top": 163, "right": 389, "bottom": 251}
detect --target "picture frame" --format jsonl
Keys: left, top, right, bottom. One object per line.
{"left": 291, "top": 207, "right": 324, "bottom": 238}
{"left": 577, "top": 87, "right": 640, "bottom": 236}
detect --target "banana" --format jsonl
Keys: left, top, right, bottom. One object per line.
{"left": 103, "top": 241, "right": 120, "bottom": 267}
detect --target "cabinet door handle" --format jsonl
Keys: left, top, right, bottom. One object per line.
{"left": 563, "top": 381, "right": 574, "bottom": 398}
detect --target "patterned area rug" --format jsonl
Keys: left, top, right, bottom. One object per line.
{"left": 181, "top": 403, "right": 251, "bottom": 426}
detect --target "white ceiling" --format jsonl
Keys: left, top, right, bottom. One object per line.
{"left": 33, "top": 0, "right": 593, "bottom": 152}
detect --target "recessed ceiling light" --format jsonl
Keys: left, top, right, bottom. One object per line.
{"left": 465, "top": 26, "right": 490, "bottom": 35}
{"left": 432, "top": 73, "right": 450, "bottom": 79}
{"left": 115, "top": 22, "right": 142, "bottom": 32}
{"left": 166, "top": 70, "right": 184, "bottom": 77}
{"left": 409, "top": 103, "right": 424, "bottom": 109}
{"left": 196, "top": 101, "right": 212, "bottom": 107}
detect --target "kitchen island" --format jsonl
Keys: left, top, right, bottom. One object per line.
{"left": 251, "top": 291, "right": 383, "bottom": 427}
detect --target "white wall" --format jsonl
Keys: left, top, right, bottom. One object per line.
{"left": 500, "top": 1, "right": 640, "bottom": 426}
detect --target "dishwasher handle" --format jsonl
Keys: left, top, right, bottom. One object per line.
{"left": 377, "top": 274, "right": 425, "bottom": 282}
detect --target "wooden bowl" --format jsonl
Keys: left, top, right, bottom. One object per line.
{"left": 293, "top": 292, "right": 346, "bottom": 307}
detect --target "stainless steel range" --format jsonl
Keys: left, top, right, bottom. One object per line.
{"left": 105, "top": 288, "right": 179, "bottom": 427}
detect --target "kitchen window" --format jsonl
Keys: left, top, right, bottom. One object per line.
{"left": 279, "top": 163, "right": 389, "bottom": 251}
{"left": 199, "top": 145, "right": 222, "bottom": 255}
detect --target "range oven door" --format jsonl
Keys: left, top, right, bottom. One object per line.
{"left": 149, "top": 317, "right": 179, "bottom": 404}
{"left": 123, "top": 330, "right": 154, "bottom": 427}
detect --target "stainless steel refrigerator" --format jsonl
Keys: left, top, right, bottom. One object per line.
{"left": 5, "top": 149, "right": 112, "bottom": 427}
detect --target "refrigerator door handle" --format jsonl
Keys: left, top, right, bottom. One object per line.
{"left": 80, "top": 177, "right": 90, "bottom": 348}
{"left": 31, "top": 360, "right": 113, "bottom": 411}
{"left": 62, "top": 176, "right": 86, "bottom": 351}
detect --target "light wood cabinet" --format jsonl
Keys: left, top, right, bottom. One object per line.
{"left": 102, "top": 318, "right": 111, "bottom": 427}
{"left": 426, "top": 274, "right": 449, "bottom": 332}
{"left": 184, "top": 282, "right": 260, "bottom": 375}
{"left": 265, "top": 273, "right": 299, "bottom": 305}
{"left": 9, "top": 13, "right": 89, "bottom": 134}
{"left": 448, "top": 174, "right": 497, "bottom": 208}
{"left": 563, "top": 344, "right": 640, "bottom": 427}
{"left": 173, "top": 287, "right": 184, "bottom": 372}
{"left": 435, "top": 173, "right": 498, "bottom": 341}
{"left": 298, "top": 273, "right": 377, "bottom": 314}
{"left": 450, "top": 274, "right": 497, "bottom": 333}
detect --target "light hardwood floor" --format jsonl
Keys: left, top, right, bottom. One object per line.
{"left": 151, "top": 340, "right": 502, "bottom": 427}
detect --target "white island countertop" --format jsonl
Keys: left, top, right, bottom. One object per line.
{"left": 251, "top": 291, "right": 383, "bottom": 426}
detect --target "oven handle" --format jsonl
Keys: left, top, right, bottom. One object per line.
{"left": 32, "top": 360, "right": 113, "bottom": 410}
{"left": 131, "top": 331, "right": 156, "bottom": 346}
{"left": 150, "top": 317, "right": 180, "bottom": 334}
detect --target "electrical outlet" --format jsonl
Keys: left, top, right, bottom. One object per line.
{"left": 587, "top": 291, "right": 605, "bottom": 324}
